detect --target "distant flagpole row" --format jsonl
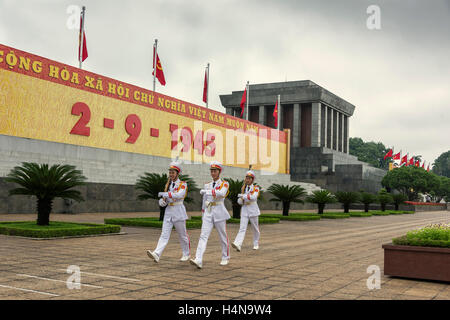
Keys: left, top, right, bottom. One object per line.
{"left": 384, "top": 148, "right": 430, "bottom": 171}
{"left": 75, "top": 8, "right": 283, "bottom": 129}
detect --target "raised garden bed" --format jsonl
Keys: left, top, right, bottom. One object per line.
{"left": 104, "top": 217, "right": 202, "bottom": 229}
{"left": 383, "top": 223, "right": 450, "bottom": 282}
{"left": 0, "top": 221, "right": 121, "bottom": 238}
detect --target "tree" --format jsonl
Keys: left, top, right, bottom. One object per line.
{"left": 306, "top": 190, "right": 337, "bottom": 214}
{"left": 359, "top": 192, "right": 377, "bottom": 212}
{"left": 381, "top": 166, "right": 440, "bottom": 201}
{"left": 5, "top": 162, "right": 87, "bottom": 226}
{"left": 135, "top": 173, "right": 198, "bottom": 221}
{"left": 432, "top": 150, "right": 450, "bottom": 178}
{"left": 267, "top": 184, "right": 306, "bottom": 216}
{"left": 349, "top": 137, "right": 390, "bottom": 169}
{"left": 432, "top": 175, "right": 450, "bottom": 202}
{"left": 335, "top": 191, "right": 360, "bottom": 213}
{"left": 377, "top": 189, "right": 393, "bottom": 211}
{"left": 391, "top": 193, "right": 408, "bottom": 211}
{"left": 224, "top": 178, "right": 244, "bottom": 219}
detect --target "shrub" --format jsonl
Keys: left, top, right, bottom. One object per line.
{"left": 267, "top": 184, "right": 307, "bottom": 216}
{"left": 392, "top": 223, "right": 450, "bottom": 248}
{"left": 5, "top": 163, "right": 87, "bottom": 226}
{"left": 359, "top": 192, "right": 377, "bottom": 212}
{"left": 335, "top": 191, "right": 360, "bottom": 213}
{"left": 305, "top": 190, "right": 337, "bottom": 214}
{"left": 0, "top": 221, "right": 120, "bottom": 238}
{"left": 391, "top": 193, "right": 408, "bottom": 211}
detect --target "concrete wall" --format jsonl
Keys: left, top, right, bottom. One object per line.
{"left": 0, "top": 134, "right": 323, "bottom": 214}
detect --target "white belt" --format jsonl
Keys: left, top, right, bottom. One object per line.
{"left": 169, "top": 201, "right": 183, "bottom": 206}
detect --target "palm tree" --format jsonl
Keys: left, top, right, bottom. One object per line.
{"left": 5, "top": 162, "right": 87, "bottom": 226}
{"left": 224, "top": 178, "right": 244, "bottom": 219}
{"left": 135, "top": 173, "right": 198, "bottom": 221}
{"left": 360, "top": 192, "right": 377, "bottom": 212}
{"left": 392, "top": 193, "right": 408, "bottom": 211}
{"left": 335, "top": 191, "right": 360, "bottom": 213}
{"left": 267, "top": 184, "right": 306, "bottom": 216}
{"left": 306, "top": 189, "right": 337, "bottom": 214}
{"left": 377, "top": 189, "right": 393, "bottom": 212}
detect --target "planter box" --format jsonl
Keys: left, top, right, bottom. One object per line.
{"left": 382, "top": 243, "right": 450, "bottom": 282}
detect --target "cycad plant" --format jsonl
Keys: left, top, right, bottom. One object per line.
{"left": 5, "top": 162, "right": 87, "bottom": 226}
{"left": 306, "top": 189, "right": 337, "bottom": 214}
{"left": 335, "top": 191, "right": 360, "bottom": 213}
{"left": 267, "top": 184, "right": 306, "bottom": 216}
{"left": 224, "top": 178, "right": 244, "bottom": 219}
{"left": 392, "top": 193, "right": 408, "bottom": 211}
{"left": 135, "top": 173, "right": 198, "bottom": 220}
{"left": 377, "top": 189, "right": 393, "bottom": 212}
{"left": 360, "top": 192, "right": 377, "bottom": 212}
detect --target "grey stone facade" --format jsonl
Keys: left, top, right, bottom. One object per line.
{"left": 220, "top": 80, "right": 386, "bottom": 193}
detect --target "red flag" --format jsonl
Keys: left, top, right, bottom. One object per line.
{"left": 421, "top": 162, "right": 425, "bottom": 169}
{"left": 400, "top": 154, "right": 408, "bottom": 166}
{"left": 152, "top": 47, "right": 166, "bottom": 86}
{"left": 273, "top": 100, "right": 278, "bottom": 128}
{"left": 384, "top": 149, "right": 393, "bottom": 160}
{"left": 415, "top": 160, "right": 420, "bottom": 167}
{"left": 202, "top": 70, "right": 208, "bottom": 103}
{"left": 78, "top": 17, "right": 88, "bottom": 62}
{"left": 408, "top": 157, "right": 414, "bottom": 166}
{"left": 393, "top": 152, "right": 401, "bottom": 160}
{"left": 240, "top": 87, "right": 247, "bottom": 118}
{"left": 427, "top": 165, "right": 430, "bottom": 172}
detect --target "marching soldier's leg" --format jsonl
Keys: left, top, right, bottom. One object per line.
{"left": 153, "top": 218, "right": 174, "bottom": 258}
{"left": 233, "top": 215, "right": 249, "bottom": 250}
{"left": 173, "top": 220, "right": 190, "bottom": 258}
{"left": 195, "top": 219, "right": 214, "bottom": 264}
{"left": 249, "top": 216, "right": 260, "bottom": 249}
{"left": 215, "top": 220, "right": 230, "bottom": 263}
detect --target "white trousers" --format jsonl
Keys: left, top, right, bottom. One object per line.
{"left": 195, "top": 220, "right": 230, "bottom": 263}
{"left": 154, "top": 219, "right": 190, "bottom": 257}
{"left": 233, "top": 215, "right": 260, "bottom": 247}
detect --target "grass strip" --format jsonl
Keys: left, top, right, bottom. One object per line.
{"left": 0, "top": 221, "right": 121, "bottom": 238}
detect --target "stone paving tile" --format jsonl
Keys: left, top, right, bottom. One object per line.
{"left": 0, "top": 211, "right": 449, "bottom": 300}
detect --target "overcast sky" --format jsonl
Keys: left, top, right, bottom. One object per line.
{"left": 0, "top": 0, "right": 449, "bottom": 166}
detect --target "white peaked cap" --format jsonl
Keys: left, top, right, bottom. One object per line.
{"left": 169, "top": 161, "right": 182, "bottom": 174}
{"left": 246, "top": 170, "right": 255, "bottom": 179}
{"left": 210, "top": 161, "right": 223, "bottom": 172}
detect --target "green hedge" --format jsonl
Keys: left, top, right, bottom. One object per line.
{"left": 0, "top": 221, "right": 121, "bottom": 238}
{"left": 349, "top": 212, "right": 372, "bottom": 217}
{"left": 320, "top": 213, "right": 350, "bottom": 219}
{"left": 104, "top": 217, "right": 202, "bottom": 229}
{"left": 259, "top": 213, "right": 321, "bottom": 221}
{"left": 392, "top": 235, "right": 450, "bottom": 248}
{"left": 190, "top": 216, "right": 280, "bottom": 224}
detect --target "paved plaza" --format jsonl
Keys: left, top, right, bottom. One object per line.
{"left": 0, "top": 210, "right": 449, "bottom": 300}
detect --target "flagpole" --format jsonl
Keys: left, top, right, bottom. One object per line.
{"left": 246, "top": 81, "right": 249, "bottom": 121}
{"left": 153, "top": 39, "right": 158, "bottom": 92}
{"left": 277, "top": 94, "right": 281, "bottom": 130}
{"left": 79, "top": 6, "right": 86, "bottom": 69}
{"left": 206, "top": 63, "right": 210, "bottom": 108}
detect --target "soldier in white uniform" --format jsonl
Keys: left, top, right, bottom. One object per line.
{"left": 147, "top": 162, "right": 191, "bottom": 263}
{"left": 232, "top": 170, "right": 261, "bottom": 252}
{"left": 190, "top": 161, "right": 230, "bottom": 269}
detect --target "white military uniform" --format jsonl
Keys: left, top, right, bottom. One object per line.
{"left": 194, "top": 178, "right": 231, "bottom": 264}
{"left": 153, "top": 178, "right": 191, "bottom": 258}
{"left": 233, "top": 183, "right": 261, "bottom": 248}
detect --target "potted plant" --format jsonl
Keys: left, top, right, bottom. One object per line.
{"left": 383, "top": 223, "right": 450, "bottom": 282}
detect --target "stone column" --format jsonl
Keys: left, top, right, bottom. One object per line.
{"left": 339, "top": 113, "right": 344, "bottom": 152}
{"left": 336, "top": 111, "right": 341, "bottom": 151}
{"left": 332, "top": 109, "right": 338, "bottom": 150}
{"left": 258, "top": 105, "right": 266, "bottom": 126}
{"left": 311, "top": 102, "right": 321, "bottom": 147}
{"left": 293, "top": 103, "right": 300, "bottom": 147}
{"left": 344, "top": 115, "right": 349, "bottom": 154}
{"left": 320, "top": 104, "right": 327, "bottom": 147}
{"left": 327, "top": 106, "right": 333, "bottom": 149}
